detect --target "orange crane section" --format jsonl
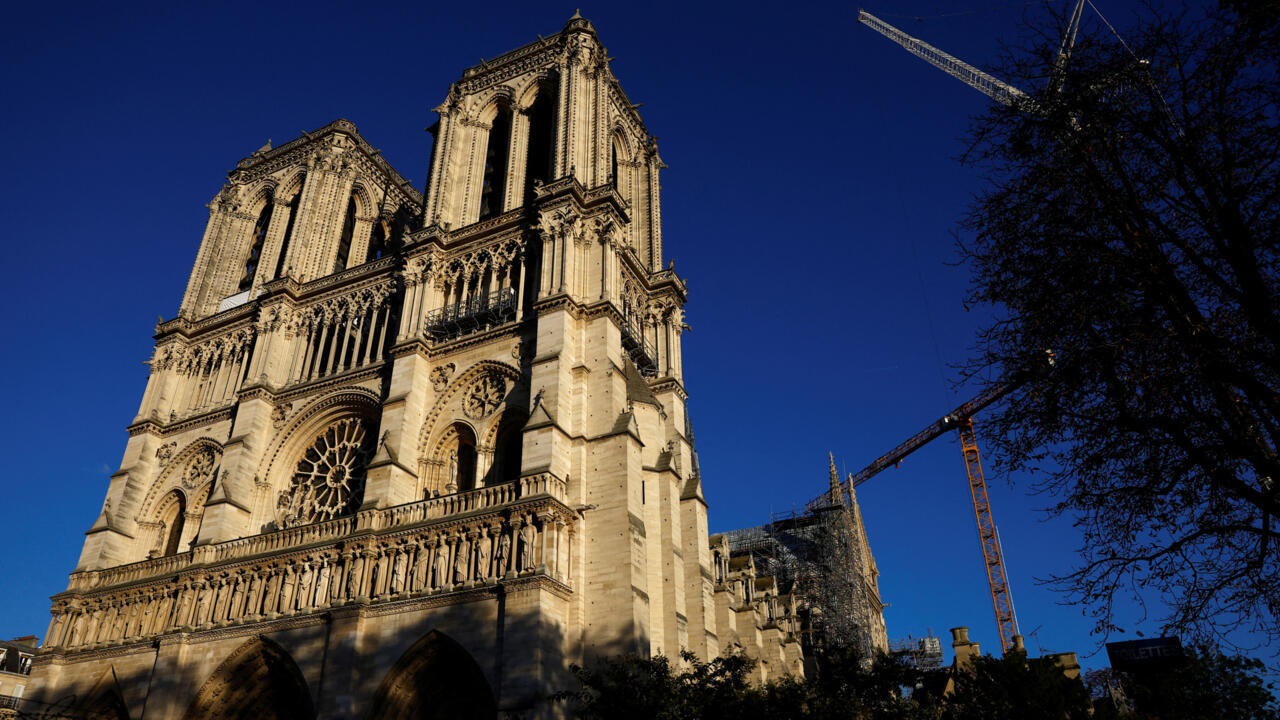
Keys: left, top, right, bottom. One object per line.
{"left": 958, "top": 418, "right": 1018, "bottom": 652}
{"left": 814, "top": 386, "right": 1021, "bottom": 654}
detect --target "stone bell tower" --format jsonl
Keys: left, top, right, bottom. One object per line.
{"left": 28, "top": 14, "right": 724, "bottom": 720}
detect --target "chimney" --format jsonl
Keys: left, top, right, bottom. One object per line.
{"left": 1011, "top": 634, "right": 1026, "bottom": 654}
{"left": 950, "top": 626, "right": 980, "bottom": 668}
{"left": 1047, "top": 651, "right": 1081, "bottom": 680}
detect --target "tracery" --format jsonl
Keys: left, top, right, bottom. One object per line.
{"left": 279, "top": 418, "right": 375, "bottom": 527}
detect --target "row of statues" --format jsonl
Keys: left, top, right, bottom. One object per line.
{"left": 49, "top": 514, "right": 550, "bottom": 650}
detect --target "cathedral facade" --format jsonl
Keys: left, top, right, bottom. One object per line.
{"left": 23, "top": 16, "right": 832, "bottom": 720}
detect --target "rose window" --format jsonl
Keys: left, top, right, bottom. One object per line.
{"left": 463, "top": 374, "right": 507, "bottom": 420}
{"left": 288, "top": 418, "right": 374, "bottom": 524}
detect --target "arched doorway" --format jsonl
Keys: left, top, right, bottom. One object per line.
{"left": 183, "top": 637, "right": 314, "bottom": 720}
{"left": 366, "top": 630, "right": 496, "bottom": 720}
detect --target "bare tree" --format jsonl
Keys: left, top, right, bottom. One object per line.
{"left": 959, "top": 4, "right": 1280, "bottom": 648}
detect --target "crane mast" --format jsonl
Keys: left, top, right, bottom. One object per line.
{"left": 958, "top": 419, "right": 1019, "bottom": 651}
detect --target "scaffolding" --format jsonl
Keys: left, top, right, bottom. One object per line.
{"left": 724, "top": 463, "right": 888, "bottom": 660}
{"left": 890, "top": 633, "right": 945, "bottom": 670}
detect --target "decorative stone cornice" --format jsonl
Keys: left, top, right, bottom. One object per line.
{"left": 127, "top": 407, "right": 235, "bottom": 439}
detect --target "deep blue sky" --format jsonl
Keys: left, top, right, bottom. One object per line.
{"left": 0, "top": 0, "right": 1209, "bottom": 668}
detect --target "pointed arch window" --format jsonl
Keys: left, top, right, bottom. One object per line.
{"left": 479, "top": 107, "right": 512, "bottom": 220}
{"left": 336, "top": 195, "right": 356, "bottom": 273}
{"left": 160, "top": 491, "right": 187, "bottom": 556}
{"left": 524, "top": 76, "right": 558, "bottom": 202}
{"left": 238, "top": 202, "right": 273, "bottom": 292}
{"left": 611, "top": 141, "right": 619, "bottom": 187}
{"left": 368, "top": 220, "right": 389, "bottom": 260}
{"left": 450, "top": 423, "right": 478, "bottom": 493}
{"left": 273, "top": 186, "right": 302, "bottom": 279}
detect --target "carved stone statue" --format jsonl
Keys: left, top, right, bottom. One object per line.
{"left": 315, "top": 559, "right": 331, "bottom": 606}
{"left": 411, "top": 541, "right": 430, "bottom": 591}
{"left": 432, "top": 540, "right": 449, "bottom": 589}
{"left": 453, "top": 537, "right": 471, "bottom": 584}
{"left": 279, "top": 567, "right": 297, "bottom": 612}
{"left": 392, "top": 548, "right": 408, "bottom": 593}
{"left": 446, "top": 450, "right": 459, "bottom": 493}
{"left": 496, "top": 531, "right": 512, "bottom": 578}
{"left": 274, "top": 490, "right": 294, "bottom": 530}
{"left": 331, "top": 557, "right": 346, "bottom": 600}
{"left": 69, "top": 614, "right": 84, "bottom": 647}
{"left": 475, "top": 534, "right": 491, "bottom": 582}
{"left": 194, "top": 586, "right": 211, "bottom": 626}
{"left": 247, "top": 573, "right": 262, "bottom": 616}
{"left": 519, "top": 521, "right": 537, "bottom": 572}
{"left": 297, "top": 562, "right": 315, "bottom": 610}
{"left": 347, "top": 554, "right": 365, "bottom": 598}
{"left": 212, "top": 578, "right": 229, "bottom": 622}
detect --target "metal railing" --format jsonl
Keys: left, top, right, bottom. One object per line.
{"left": 424, "top": 287, "right": 517, "bottom": 341}
{"left": 621, "top": 314, "right": 658, "bottom": 377}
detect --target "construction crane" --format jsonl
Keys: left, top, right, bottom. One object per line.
{"left": 844, "top": 1, "right": 1087, "bottom": 655}
{"left": 817, "top": 384, "right": 1021, "bottom": 652}
{"left": 857, "top": 0, "right": 1087, "bottom": 107}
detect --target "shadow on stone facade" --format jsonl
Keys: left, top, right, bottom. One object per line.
{"left": 183, "top": 636, "right": 314, "bottom": 719}
{"left": 365, "top": 630, "right": 494, "bottom": 719}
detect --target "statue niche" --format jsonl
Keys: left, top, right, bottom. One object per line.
{"left": 275, "top": 417, "right": 375, "bottom": 529}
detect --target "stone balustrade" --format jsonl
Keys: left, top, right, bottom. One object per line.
{"left": 64, "top": 473, "right": 569, "bottom": 595}
{"left": 47, "top": 480, "right": 574, "bottom": 652}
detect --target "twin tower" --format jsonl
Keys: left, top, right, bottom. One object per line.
{"left": 27, "top": 15, "right": 812, "bottom": 720}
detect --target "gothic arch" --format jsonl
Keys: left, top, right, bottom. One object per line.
{"left": 246, "top": 181, "right": 277, "bottom": 215}
{"left": 350, "top": 180, "right": 377, "bottom": 217}
{"left": 365, "top": 630, "right": 495, "bottom": 720}
{"left": 476, "top": 87, "right": 516, "bottom": 124}
{"left": 257, "top": 388, "right": 382, "bottom": 527}
{"left": 183, "top": 636, "right": 314, "bottom": 720}
{"left": 610, "top": 124, "right": 636, "bottom": 162}
{"left": 277, "top": 168, "right": 307, "bottom": 201}
{"left": 418, "top": 360, "right": 524, "bottom": 458}
{"left": 134, "top": 438, "right": 223, "bottom": 530}
{"left": 513, "top": 71, "right": 555, "bottom": 112}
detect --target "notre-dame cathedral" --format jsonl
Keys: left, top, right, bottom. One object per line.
{"left": 23, "top": 14, "right": 885, "bottom": 719}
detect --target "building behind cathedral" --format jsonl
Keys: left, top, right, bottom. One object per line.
{"left": 24, "top": 15, "right": 886, "bottom": 719}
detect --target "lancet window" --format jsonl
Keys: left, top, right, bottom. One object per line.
{"left": 368, "top": 220, "right": 389, "bottom": 261}
{"left": 274, "top": 191, "right": 301, "bottom": 279}
{"left": 159, "top": 328, "right": 255, "bottom": 416}
{"left": 450, "top": 423, "right": 478, "bottom": 493}
{"left": 290, "top": 284, "right": 395, "bottom": 384}
{"left": 239, "top": 202, "right": 272, "bottom": 292}
{"left": 524, "top": 77, "right": 557, "bottom": 201}
{"left": 336, "top": 195, "right": 357, "bottom": 273}
{"left": 158, "top": 491, "right": 187, "bottom": 556}
{"left": 479, "top": 106, "right": 512, "bottom": 220}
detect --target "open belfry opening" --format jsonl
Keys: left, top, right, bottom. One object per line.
{"left": 28, "top": 14, "right": 886, "bottom": 719}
